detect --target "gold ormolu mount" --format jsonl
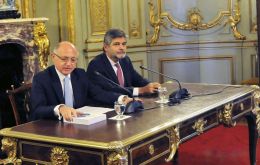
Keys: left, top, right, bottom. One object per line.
{"left": 33, "top": 22, "right": 50, "bottom": 70}
{"left": 0, "top": 137, "right": 22, "bottom": 165}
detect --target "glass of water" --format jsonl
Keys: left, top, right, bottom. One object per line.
{"left": 158, "top": 87, "right": 168, "bottom": 103}
{"left": 114, "top": 101, "right": 126, "bottom": 119}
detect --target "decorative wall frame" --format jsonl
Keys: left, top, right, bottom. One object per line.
{"left": 148, "top": 0, "right": 246, "bottom": 44}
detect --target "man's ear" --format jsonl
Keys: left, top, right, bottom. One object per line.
{"left": 103, "top": 44, "right": 109, "bottom": 51}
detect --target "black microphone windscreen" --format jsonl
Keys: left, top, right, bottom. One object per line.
{"left": 125, "top": 100, "right": 144, "bottom": 114}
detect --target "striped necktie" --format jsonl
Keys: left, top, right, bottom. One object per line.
{"left": 115, "top": 63, "right": 124, "bottom": 87}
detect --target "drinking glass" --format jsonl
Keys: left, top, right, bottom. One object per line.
{"left": 158, "top": 87, "right": 168, "bottom": 104}
{"left": 114, "top": 101, "right": 126, "bottom": 119}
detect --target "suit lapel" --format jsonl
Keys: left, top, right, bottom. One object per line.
{"left": 70, "top": 70, "right": 81, "bottom": 107}
{"left": 50, "top": 67, "right": 64, "bottom": 103}
{"left": 101, "top": 53, "right": 119, "bottom": 83}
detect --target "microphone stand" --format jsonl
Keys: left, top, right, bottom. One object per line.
{"left": 140, "top": 66, "right": 190, "bottom": 104}
{"left": 94, "top": 71, "right": 144, "bottom": 113}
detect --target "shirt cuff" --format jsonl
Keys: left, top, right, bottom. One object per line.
{"left": 54, "top": 104, "right": 64, "bottom": 120}
{"left": 133, "top": 88, "right": 139, "bottom": 96}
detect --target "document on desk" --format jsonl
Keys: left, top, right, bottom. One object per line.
{"left": 76, "top": 106, "right": 113, "bottom": 115}
{"left": 64, "top": 106, "right": 113, "bottom": 125}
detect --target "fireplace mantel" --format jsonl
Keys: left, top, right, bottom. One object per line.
{"left": 0, "top": 18, "right": 50, "bottom": 82}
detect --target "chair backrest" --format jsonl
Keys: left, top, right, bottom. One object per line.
{"left": 6, "top": 82, "right": 32, "bottom": 125}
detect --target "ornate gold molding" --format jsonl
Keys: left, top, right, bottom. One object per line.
{"left": 127, "top": 0, "right": 142, "bottom": 38}
{"left": 21, "top": 0, "right": 30, "bottom": 18}
{"left": 50, "top": 147, "right": 69, "bottom": 165}
{"left": 219, "top": 103, "right": 236, "bottom": 127}
{"left": 192, "top": 119, "right": 207, "bottom": 135}
{"left": 148, "top": 0, "right": 246, "bottom": 44}
{"left": 107, "top": 141, "right": 128, "bottom": 165}
{"left": 66, "top": 0, "right": 75, "bottom": 43}
{"left": 165, "top": 126, "right": 180, "bottom": 162}
{"left": 252, "top": 86, "right": 260, "bottom": 135}
{"left": 0, "top": 137, "right": 22, "bottom": 165}
{"left": 34, "top": 22, "right": 50, "bottom": 70}
{"left": 226, "top": 0, "right": 246, "bottom": 40}
{"left": 89, "top": 0, "right": 110, "bottom": 36}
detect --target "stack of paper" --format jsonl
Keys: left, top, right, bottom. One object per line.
{"left": 64, "top": 106, "right": 113, "bottom": 125}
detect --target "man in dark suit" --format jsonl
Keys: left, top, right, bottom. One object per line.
{"left": 87, "top": 28, "right": 160, "bottom": 96}
{"left": 30, "top": 41, "right": 132, "bottom": 121}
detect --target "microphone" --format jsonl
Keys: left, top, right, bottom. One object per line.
{"left": 94, "top": 71, "right": 144, "bottom": 114}
{"left": 139, "top": 66, "right": 190, "bottom": 104}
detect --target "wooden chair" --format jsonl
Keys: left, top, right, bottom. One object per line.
{"left": 6, "top": 82, "right": 32, "bottom": 125}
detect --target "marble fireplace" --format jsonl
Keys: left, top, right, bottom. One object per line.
{"left": 0, "top": 18, "right": 49, "bottom": 83}
{"left": 0, "top": 18, "right": 49, "bottom": 127}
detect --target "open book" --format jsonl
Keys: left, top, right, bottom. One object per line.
{"left": 64, "top": 106, "right": 113, "bottom": 125}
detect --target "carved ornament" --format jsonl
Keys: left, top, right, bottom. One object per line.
{"left": 33, "top": 22, "right": 50, "bottom": 70}
{"left": 148, "top": 0, "right": 246, "bottom": 44}
{"left": 192, "top": 118, "right": 207, "bottom": 135}
{"left": 252, "top": 87, "right": 260, "bottom": 135}
{"left": 0, "top": 137, "right": 22, "bottom": 165}
{"left": 219, "top": 103, "right": 236, "bottom": 127}
{"left": 165, "top": 125, "right": 180, "bottom": 162}
{"left": 107, "top": 141, "right": 128, "bottom": 165}
{"left": 50, "top": 147, "right": 69, "bottom": 165}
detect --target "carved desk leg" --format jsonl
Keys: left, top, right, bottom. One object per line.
{"left": 107, "top": 141, "right": 129, "bottom": 165}
{"left": 165, "top": 125, "right": 180, "bottom": 163}
{"left": 247, "top": 88, "right": 260, "bottom": 165}
{"left": 0, "top": 137, "right": 22, "bottom": 165}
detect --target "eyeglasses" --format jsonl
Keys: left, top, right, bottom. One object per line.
{"left": 53, "top": 52, "right": 78, "bottom": 64}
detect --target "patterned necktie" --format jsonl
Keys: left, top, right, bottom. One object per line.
{"left": 64, "top": 76, "right": 73, "bottom": 107}
{"left": 115, "top": 63, "right": 124, "bottom": 87}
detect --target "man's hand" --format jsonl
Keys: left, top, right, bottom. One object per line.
{"left": 122, "top": 96, "right": 142, "bottom": 105}
{"left": 59, "top": 105, "right": 82, "bottom": 121}
{"left": 139, "top": 82, "right": 161, "bottom": 94}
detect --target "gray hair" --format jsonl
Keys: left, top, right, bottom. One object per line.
{"left": 104, "top": 28, "right": 126, "bottom": 45}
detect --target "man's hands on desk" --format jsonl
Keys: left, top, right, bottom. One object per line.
{"left": 58, "top": 97, "right": 141, "bottom": 121}
{"left": 139, "top": 82, "right": 161, "bottom": 94}
{"left": 59, "top": 105, "right": 84, "bottom": 121}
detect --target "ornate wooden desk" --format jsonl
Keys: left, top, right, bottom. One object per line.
{"left": 0, "top": 83, "right": 259, "bottom": 165}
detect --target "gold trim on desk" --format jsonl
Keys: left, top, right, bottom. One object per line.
{"left": 0, "top": 116, "right": 187, "bottom": 150}
{"left": 0, "top": 86, "right": 255, "bottom": 150}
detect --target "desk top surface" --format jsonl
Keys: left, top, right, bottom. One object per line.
{"left": 0, "top": 83, "right": 255, "bottom": 149}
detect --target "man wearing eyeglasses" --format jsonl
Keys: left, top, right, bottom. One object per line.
{"left": 87, "top": 28, "right": 160, "bottom": 97}
{"left": 30, "top": 41, "right": 132, "bottom": 121}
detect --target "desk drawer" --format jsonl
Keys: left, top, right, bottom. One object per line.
{"left": 180, "top": 111, "right": 218, "bottom": 141}
{"left": 129, "top": 133, "right": 170, "bottom": 165}
{"left": 19, "top": 140, "right": 104, "bottom": 165}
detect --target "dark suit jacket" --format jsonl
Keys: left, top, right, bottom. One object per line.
{"left": 86, "top": 53, "right": 149, "bottom": 96}
{"left": 30, "top": 66, "right": 121, "bottom": 120}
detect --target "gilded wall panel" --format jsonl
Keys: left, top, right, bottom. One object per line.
{"left": 127, "top": 0, "right": 142, "bottom": 39}
{"left": 89, "top": 0, "right": 110, "bottom": 36}
{"left": 249, "top": 0, "right": 257, "bottom": 33}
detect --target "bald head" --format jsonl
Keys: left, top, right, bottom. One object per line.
{"left": 53, "top": 41, "right": 78, "bottom": 56}
{"left": 52, "top": 41, "right": 78, "bottom": 75}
